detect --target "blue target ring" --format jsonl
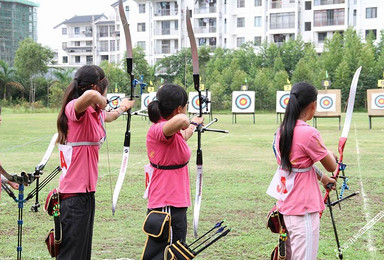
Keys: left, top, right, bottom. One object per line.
{"left": 374, "top": 95, "right": 384, "bottom": 108}
{"left": 279, "top": 94, "right": 290, "bottom": 109}
{"left": 108, "top": 96, "right": 121, "bottom": 109}
{"left": 320, "top": 96, "right": 333, "bottom": 110}
{"left": 235, "top": 94, "right": 251, "bottom": 110}
{"left": 143, "top": 96, "right": 150, "bottom": 108}
{"left": 192, "top": 95, "right": 207, "bottom": 110}
{"left": 143, "top": 95, "right": 157, "bottom": 108}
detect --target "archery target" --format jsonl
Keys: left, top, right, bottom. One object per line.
{"left": 371, "top": 93, "right": 384, "bottom": 109}
{"left": 276, "top": 91, "right": 290, "bottom": 113}
{"left": 106, "top": 93, "right": 125, "bottom": 111}
{"left": 188, "top": 91, "right": 211, "bottom": 114}
{"left": 232, "top": 91, "right": 255, "bottom": 113}
{"left": 141, "top": 92, "right": 157, "bottom": 110}
{"left": 317, "top": 94, "right": 336, "bottom": 112}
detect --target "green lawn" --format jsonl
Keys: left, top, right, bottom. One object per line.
{"left": 0, "top": 112, "right": 383, "bottom": 259}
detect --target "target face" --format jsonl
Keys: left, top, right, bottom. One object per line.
{"left": 371, "top": 93, "right": 384, "bottom": 109}
{"left": 106, "top": 93, "right": 125, "bottom": 111}
{"left": 235, "top": 94, "right": 252, "bottom": 110}
{"left": 317, "top": 94, "right": 336, "bottom": 112}
{"left": 141, "top": 92, "right": 157, "bottom": 110}
{"left": 188, "top": 91, "right": 211, "bottom": 113}
{"left": 232, "top": 91, "right": 255, "bottom": 113}
{"left": 276, "top": 91, "right": 290, "bottom": 113}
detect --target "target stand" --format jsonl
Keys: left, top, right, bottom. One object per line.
{"left": 231, "top": 91, "right": 255, "bottom": 124}
{"left": 367, "top": 89, "right": 384, "bottom": 129}
{"left": 313, "top": 90, "right": 341, "bottom": 130}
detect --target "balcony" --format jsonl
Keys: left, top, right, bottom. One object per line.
{"left": 270, "top": 0, "right": 296, "bottom": 9}
{"left": 154, "top": 8, "right": 178, "bottom": 17}
{"left": 63, "top": 46, "right": 93, "bottom": 53}
{"left": 314, "top": 0, "right": 345, "bottom": 6}
{"left": 314, "top": 18, "right": 344, "bottom": 27}
{"left": 154, "top": 28, "right": 179, "bottom": 36}
{"left": 194, "top": 6, "right": 216, "bottom": 14}
{"left": 194, "top": 26, "right": 217, "bottom": 34}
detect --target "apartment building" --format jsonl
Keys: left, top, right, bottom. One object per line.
{"left": 51, "top": 0, "right": 384, "bottom": 67}
{"left": 0, "top": 0, "right": 39, "bottom": 66}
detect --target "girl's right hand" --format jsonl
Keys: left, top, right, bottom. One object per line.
{"left": 322, "top": 175, "right": 336, "bottom": 190}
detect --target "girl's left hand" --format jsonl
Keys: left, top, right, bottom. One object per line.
{"left": 120, "top": 99, "right": 135, "bottom": 112}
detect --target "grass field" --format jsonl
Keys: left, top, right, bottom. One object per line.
{"left": 0, "top": 111, "right": 383, "bottom": 259}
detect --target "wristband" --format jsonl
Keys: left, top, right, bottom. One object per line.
{"left": 190, "top": 121, "right": 198, "bottom": 126}
{"left": 120, "top": 105, "right": 128, "bottom": 112}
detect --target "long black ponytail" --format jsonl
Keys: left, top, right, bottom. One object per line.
{"left": 279, "top": 82, "right": 317, "bottom": 172}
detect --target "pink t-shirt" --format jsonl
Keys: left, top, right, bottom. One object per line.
{"left": 59, "top": 99, "right": 106, "bottom": 193}
{"left": 146, "top": 119, "right": 191, "bottom": 208}
{"left": 276, "top": 120, "right": 328, "bottom": 215}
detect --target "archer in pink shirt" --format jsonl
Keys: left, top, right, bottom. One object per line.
{"left": 268, "top": 82, "right": 337, "bottom": 260}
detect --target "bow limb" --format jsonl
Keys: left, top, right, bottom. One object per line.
{"left": 112, "top": 0, "right": 134, "bottom": 215}
{"left": 186, "top": 8, "right": 203, "bottom": 238}
{"left": 323, "top": 66, "right": 361, "bottom": 204}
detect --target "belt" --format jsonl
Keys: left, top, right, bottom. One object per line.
{"left": 150, "top": 161, "right": 188, "bottom": 170}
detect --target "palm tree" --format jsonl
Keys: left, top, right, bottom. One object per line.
{"left": 0, "top": 60, "right": 24, "bottom": 100}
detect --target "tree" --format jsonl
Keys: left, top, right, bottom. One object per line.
{"left": 14, "top": 38, "right": 54, "bottom": 103}
{"left": 280, "top": 36, "right": 305, "bottom": 77}
{"left": 48, "top": 68, "right": 74, "bottom": 108}
{"left": 0, "top": 60, "right": 23, "bottom": 101}
{"left": 320, "top": 32, "right": 343, "bottom": 80}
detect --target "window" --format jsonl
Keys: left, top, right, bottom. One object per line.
{"left": 137, "top": 41, "right": 146, "bottom": 50}
{"left": 270, "top": 12, "right": 295, "bottom": 29}
{"left": 138, "top": 23, "right": 146, "bottom": 32}
{"left": 175, "top": 20, "right": 178, "bottom": 31}
{"left": 254, "top": 16, "right": 262, "bottom": 27}
{"left": 365, "top": 29, "right": 377, "bottom": 40}
{"left": 110, "top": 41, "right": 115, "bottom": 52}
{"left": 62, "top": 42, "right": 67, "bottom": 49}
{"left": 237, "top": 37, "right": 245, "bottom": 47}
{"left": 305, "top": 1, "right": 312, "bottom": 10}
{"left": 254, "top": 0, "right": 261, "bottom": 6}
{"left": 75, "top": 56, "right": 80, "bottom": 63}
{"left": 62, "top": 56, "right": 68, "bottom": 63}
{"left": 99, "top": 26, "right": 108, "bottom": 37}
{"left": 109, "top": 25, "right": 115, "bottom": 37}
{"left": 74, "top": 27, "right": 80, "bottom": 35}
{"left": 237, "top": 0, "right": 245, "bottom": 8}
{"left": 318, "top": 32, "right": 327, "bottom": 43}
{"left": 305, "top": 22, "right": 311, "bottom": 31}
{"left": 366, "top": 7, "right": 377, "bottom": 19}
{"left": 86, "top": 41, "right": 92, "bottom": 46}
{"left": 139, "top": 4, "right": 145, "bottom": 13}
{"left": 314, "top": 9, "right": 345, "bottom": 27}
{"left": 99, "top": 41, "right": 108, "bottom": 52}
{"left": 74, "top": 41, "right": 80, "bottom": 46}
{"left": 125, "top": 5, "right": 130, "bottom": 19}
{"left": 254, "top": 36, "right": 262, "bottom": 46}
{"left": 62, "top": 28, "right": 67, "bottom": 35}
{"left": 237, "top": 17, "right": 245, "bottom": 27}
{"left": 86, "top": 56, "right": 93, "bottom": 65}
{"left": 162, "top": 40, "right": 170, "bottom": 54}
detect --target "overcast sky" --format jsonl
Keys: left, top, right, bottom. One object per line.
{"left": 36, "top": 0, "right": 116, "bottom": 49}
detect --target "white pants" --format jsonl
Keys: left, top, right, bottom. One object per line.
{"left": 283, "top": 212, "right": 320, "bottom": 260}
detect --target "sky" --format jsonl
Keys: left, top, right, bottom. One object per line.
{"left": 36, "top": 0, "right": 117, "bottom": 49}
